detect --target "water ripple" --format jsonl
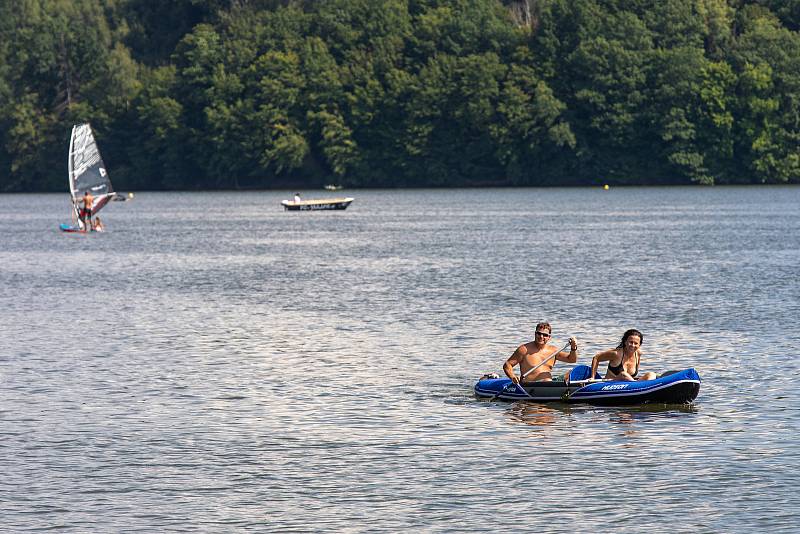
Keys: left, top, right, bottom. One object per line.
{"left": 1, "top": 188, "right": 798, "bottom": 532}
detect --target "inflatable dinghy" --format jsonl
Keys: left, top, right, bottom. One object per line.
{"left": 475, "top": 366, "right": 700, "bottom": 405}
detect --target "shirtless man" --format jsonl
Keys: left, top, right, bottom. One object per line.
{"left": 503, "top": 322, "right": 578, "bottom": 384}
{"left": 79, "top": 190, "right": 94, "bottom": 230}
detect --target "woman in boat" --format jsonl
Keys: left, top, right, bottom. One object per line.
{"left": 589, "top": 329, "right": 657, "bottom": 381}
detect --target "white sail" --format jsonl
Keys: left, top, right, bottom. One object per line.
{"left": 68, "top": 123, "right": 114, "bottom": 224}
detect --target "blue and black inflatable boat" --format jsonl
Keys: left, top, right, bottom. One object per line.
{"left": 474, "top": 366, "right": 700, "bottom": 405}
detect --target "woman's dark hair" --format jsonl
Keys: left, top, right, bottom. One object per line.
{"left": 616, "top": 329, "right": 643, "bottom": 349}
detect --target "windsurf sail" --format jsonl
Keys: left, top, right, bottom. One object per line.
{"left": 68, "top": 123, "right": 114, "bottom": 228}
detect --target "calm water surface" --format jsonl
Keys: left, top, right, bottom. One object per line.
{"left": 1, "top": 187, "right": 799, "bottom": 532}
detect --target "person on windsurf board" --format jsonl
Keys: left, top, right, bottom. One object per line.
{"left": 78, "top": 190, "right": 94, "bottom": 230}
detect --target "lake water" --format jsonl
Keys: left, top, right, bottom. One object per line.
{"left": 1, "top": 187, "right": 798, "bottom": 532}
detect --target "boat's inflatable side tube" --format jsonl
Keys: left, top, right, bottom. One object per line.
{"left": 568, "top": 368, "right": 701, "bottom": 404}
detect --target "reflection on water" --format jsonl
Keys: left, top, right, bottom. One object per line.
{"left": 506, "top": 403, "right": 562, "bottom": 427}
{"left": 503, "top": 399, "right": 698, "bottom": 432}
{"left": 1, "top": 188, "right": 799, "bottom": 532}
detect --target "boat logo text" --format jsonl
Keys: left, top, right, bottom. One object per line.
{"left": 600, "top": 384, "right": 629, "bottom": 391}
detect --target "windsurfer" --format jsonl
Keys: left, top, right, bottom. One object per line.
{"left": 79, "top": 190, "right": 94, "bottom": 230}
{"left": 503, "top": 322, "right": 579, "bottom": 383}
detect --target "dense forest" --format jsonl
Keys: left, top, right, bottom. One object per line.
{"left": 1, "top": 0, "right": 798, "bottom": 191}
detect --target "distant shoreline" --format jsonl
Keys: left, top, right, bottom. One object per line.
{"left": 5, "top": 183, "right": 800, "bottom": 194}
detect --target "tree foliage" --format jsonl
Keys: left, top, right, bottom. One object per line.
{"left": 1, "top": 0, "right": 799, "bottom": 191}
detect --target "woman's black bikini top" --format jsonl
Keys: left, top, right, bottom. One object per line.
{"left": 608, "top": 350, "right": 639, "bottom": 377}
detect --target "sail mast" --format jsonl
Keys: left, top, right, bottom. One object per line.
{"left": 67, "top": 125, "right": 80, "bottom": 225}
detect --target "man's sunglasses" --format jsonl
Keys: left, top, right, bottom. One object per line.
{"left": 535, "top": 331, "right": 551, "bottom": 338}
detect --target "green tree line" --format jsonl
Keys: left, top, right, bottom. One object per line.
{"left": 1, "top": 0, "right": 798, "bottom": 191}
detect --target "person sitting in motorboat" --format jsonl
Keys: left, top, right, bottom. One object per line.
{"left": 503, "top": 322, "right": 578, "bottom": 384}
{"left": 293, "top": 192, "right": 302, "bottom": 202}
{"left": 92, "top": 216, "right": 105, "bottom": 232}
{"left": 589, "top": 328, "right": 657, "bottom": 381}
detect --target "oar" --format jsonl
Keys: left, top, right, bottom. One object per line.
{"left": 488, "top": 342, "right": 571, "bottom": 401}
{"left": 561, "top": 377, "right": 613, "bottom": 401}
